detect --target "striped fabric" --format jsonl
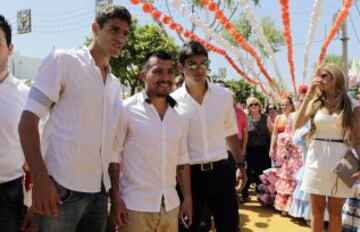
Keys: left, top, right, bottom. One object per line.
{"left": 342, "top": 182, "right": 360, "bottom": 232}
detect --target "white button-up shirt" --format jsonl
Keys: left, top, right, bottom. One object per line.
{"left": 0, "top": 73, "right": 29, "bottom": 183}
{"left": 24, "top": 48, "right": 123, "bottom": 192}
{"left": 171, "top": 82, "right": 238, "bottom": 164}
{"left": 116, "top": 92, "right": 189, "bottom": 212}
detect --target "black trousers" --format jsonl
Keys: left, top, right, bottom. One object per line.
{"left": 189, "top": 160, "right": 239, "bottom": 232}
{"left": 241, "top": 146, "right": 271, "bottom": 198}
{"left": 0, "top": 177, "right": 24, "bottom": 232}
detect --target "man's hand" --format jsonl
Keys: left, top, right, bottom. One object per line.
{"left": 235, "top": 168, "right": 247, "bottom": 193}
{"left": 109, "top": 196, "right": 128, "bottom": 228}
{"left": 21, "top": 206, "right": 39, "bottom": 232}
{"left": 179, "top": 196, "right": 193, "bottom": 228}
{"left": 32, "top": 176, "right": 60, "bottom": 216}
{"left": 352, "top": 171, "right": 360, "bottom": 180}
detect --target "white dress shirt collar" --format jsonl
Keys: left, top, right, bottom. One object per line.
{"left": 140, "top": 90, "right": 177, "bottom": 108}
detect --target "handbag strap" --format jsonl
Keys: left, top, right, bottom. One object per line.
{"left": 331, "top": 175, "right": 339, "bottom": 196}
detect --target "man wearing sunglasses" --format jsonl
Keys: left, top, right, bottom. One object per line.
{"left": 171, "top": 40, "right": 247, "bottom": 232}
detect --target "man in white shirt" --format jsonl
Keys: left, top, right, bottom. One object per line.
{"left": 18, "top": 5, "right": 131, "bottom": 231}
{"left": 0, "top": 15, "right": 29, "bottom": 232}
{"left": 171, "top": 41, "right": 247, "bottom": 232}
{"left": 113, "top": 51, "right": 192, "bottom": 232}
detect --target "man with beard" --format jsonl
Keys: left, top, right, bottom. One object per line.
{"left": 18, "top": 5, "right": 131, "bottom": 231}
{"left": 171, "top": 41, "right": 247, "bottom": 232}
{"left": 0, "top": 15, "right": 30, "bottom": 232}
{"left": 112, "top": 51, "right": 192, "bottom": 232}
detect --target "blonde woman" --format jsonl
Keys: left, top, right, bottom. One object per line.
{"left": 241, "top": 97, "right": 271, "bottom": 202}
{"left": 295, "top": 64, "right": 360, "bottom": 232}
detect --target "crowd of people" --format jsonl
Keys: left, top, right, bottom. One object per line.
{"left": 1, "top": 3, "right": 360, "bottom": 232}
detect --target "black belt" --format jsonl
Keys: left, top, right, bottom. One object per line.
{"left": 0, "top": 176, "right": 23, "bottom": 190}
{"left": 191, "top": 159, "right": 227, "bottom": 171}
{"left": 314, "top": 138, "right": 344, "bottom": 143}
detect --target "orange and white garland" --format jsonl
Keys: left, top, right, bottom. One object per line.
{"left": 279, "top": 0, "right": 296, "bottom": 95}
{"left": 129, "top": 0, "right": 278, "bottom": 100}
{"left": 237, "top": 0, "right": 287, "bottom": 93}
{"left": 302, "top": 0, "right": 323, "bottom": 84}
{"left": 199, "top": 0, "right": 283, "bottom": 96}
{"left": 170, "top": 0, "right": 278, "bottom": 98}
{"left": 318, "top": 0, "right": 353, "bottom": 65}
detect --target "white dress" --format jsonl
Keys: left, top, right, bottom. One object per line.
{"left": 301, "top": 110, "right": 353, "bottom": 198}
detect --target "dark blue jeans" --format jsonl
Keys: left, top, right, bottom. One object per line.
{"left": 39, "top": 180, "right": 108, "bottom": 232}
{"left": 0, "top": 177, "right": 24, "bottom": 232}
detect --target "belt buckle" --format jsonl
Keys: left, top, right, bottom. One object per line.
{"left": 200, "top": 162, "right": 213, "bottom": 171}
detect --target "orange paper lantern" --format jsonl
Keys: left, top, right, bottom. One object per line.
{"left": 184, "top": 31, "right": 191, "bottom": 38}
{"left": 219, "top": 16, "right": 227, "bottom": 25}
{"left": 130, "top": 0, "right": 141, "bottom": 5}
{"left": 142, "top": 2, "right": 153, "bottom": 13}
{"left": 176, "top": 25, "right": 184, "bottom": 34}
{"left": 151, "top": 10, "right": 161, "bottom": 20}
{"left": 170, "top": 22, "right": 177, "bottom": 30}
{"left": 200, "top": 0, "right": 210, "bottom": 5}
{"left": 224, "top": 22, "right": 232, "bottom": 30}
{"left": 215, "top": 10, "right": 223, "bottom": 19}
{"left": 208, "top": 2, "right": 217, "bottom": 12}
{"left": 162, "top": 15, "right": 172, "bottom": 24}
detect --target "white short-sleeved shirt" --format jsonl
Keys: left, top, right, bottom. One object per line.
{"left": 115, "top": 92, "right": 189, "bottom": 212}
{"left": 171, "top": 81, "right": 238, "bottom": 164}
{"left": 24, "top": 48, "right": 123, "bottom": 192}
{"left": 0, "top": 74, "right": 29, "bottom": 183}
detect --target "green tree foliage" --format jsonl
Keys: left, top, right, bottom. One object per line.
{"left": 256, "top": 16, "right": 284, "bottom": 55}
{"left": 109, "top": 20, "right": 179, "bottom": 95}
{"left": 222, "top": 79, "right": 265, "bottom": 104}
{"left": 323, "top": 53, "right": 349, "bottom": 68}
{"left": 312, "top": 53, "right": 352, "bottom": 74}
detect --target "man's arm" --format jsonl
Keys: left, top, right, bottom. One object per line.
{"left": 226, "top": 134, "right": 247, "bottom": 192}
{"left": 18, "top": 111, "right": 60, "bottom": 216}
{"left": 108, "top": 108, "right": 128, "bottom": 227}
{"left": 226, "top": 134, "right": 244, "bottom": 164}
{"left": 241, "top": 126, "right": 248, "bottom": 157}
{"left": 177, "top": 164, "right": 192, "bottom": 226}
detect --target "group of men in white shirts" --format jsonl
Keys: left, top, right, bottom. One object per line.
{"left": 0, "top": 4, "right": 247, "bottom": 232}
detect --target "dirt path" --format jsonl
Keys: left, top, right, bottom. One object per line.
{"left": 239, "top": 190, "right": 310, "bottom": 232}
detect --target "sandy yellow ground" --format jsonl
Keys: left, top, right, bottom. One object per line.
{"left": 238, "top": 191, "right": 311, "bottom": 232}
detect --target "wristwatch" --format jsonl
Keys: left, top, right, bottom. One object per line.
{"left": 236, "top": 161, "right": 247, "bottom": 170}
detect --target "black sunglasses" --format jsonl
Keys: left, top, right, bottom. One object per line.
{"left": 249, "top": 103, "right": 259, "bottom": 107}
{"left": 186, "top": 60, "right": 210, "bottom": 71}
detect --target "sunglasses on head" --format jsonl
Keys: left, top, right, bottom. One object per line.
{"left": 249, "top": 103, "right": 259, "bottom": 107}
{"left": 186, "top": 60, "right": 210, "bottom": 71}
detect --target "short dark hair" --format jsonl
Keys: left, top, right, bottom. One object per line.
{"left": 142, "top": 51, "right": 174, "bottom": 72}
{"left": 0, "top": 14, "right": 12, "bottom": 46}
{"left": 95, "top": 5, "right": 131, "bottom": 29}
{"left": 178, "top": 40, "right": 208, "bottom": 65}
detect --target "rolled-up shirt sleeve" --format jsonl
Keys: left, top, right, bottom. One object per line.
{"left": 225, "top": 91, "right": 239, "bottom": 137}
{"left": 24, "top": 50, "right": 66, "bottom": 118}
{"left": 178, "top": 119, "right": 190, "bottom": 165}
